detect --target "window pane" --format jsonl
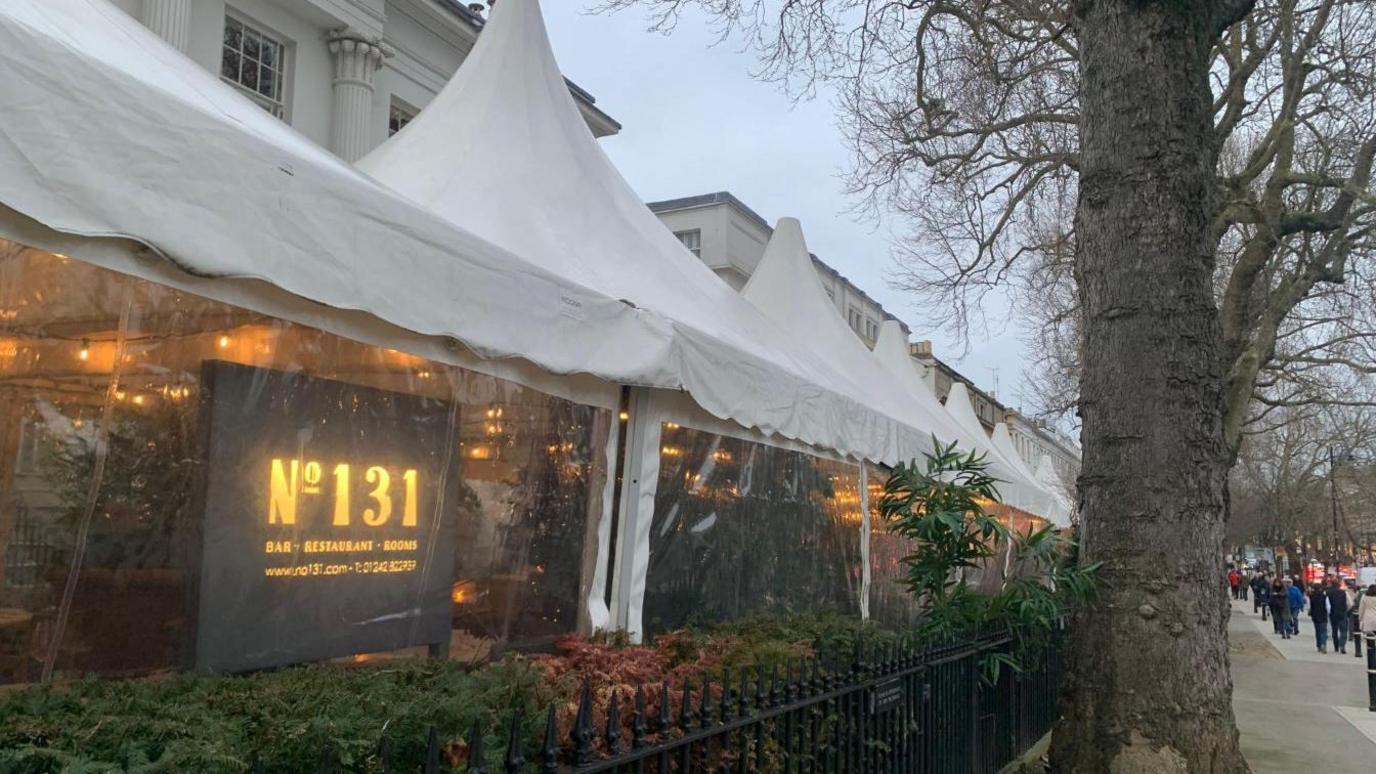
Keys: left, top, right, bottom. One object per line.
{"left": 259, "top": 42, "right": 275, "bottom": 69}
{"left": 241, "top": 59, "right": 258, "bottom": 91}
{"left": 258, "top": 65, "right": 275, "bottom": 98}
{"left": 242, "top": 31, "right": 260, "bottom": 63}
{"left": 220, "top": 49, "right": 240, "bottom": 81}
{"left": 223, "top": 18, "right": 241, "bottom": 50}
{"left": 865, "top": 462, "right": 918, "bottom": 627}
{"left": 642, "top": 424, "right": 862, "bottom": 636}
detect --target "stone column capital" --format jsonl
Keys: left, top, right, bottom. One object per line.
{"left": 325, "top": 28, "right": 394, "bottom": 77}
{"left": 325, "top": 29, "right": 391, "bottom": 162}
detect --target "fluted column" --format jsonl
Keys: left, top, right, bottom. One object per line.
{"left": 140, "top": 0, "right": 192, "bottom": 53}
{"left": 327, "top": 29, "right": 392, "bottom": 162}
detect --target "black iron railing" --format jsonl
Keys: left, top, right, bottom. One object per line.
{"left": 256, "top": 630, "right": 1064, "bottom": 773}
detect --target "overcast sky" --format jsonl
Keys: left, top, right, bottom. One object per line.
{"left": 539, "top": 3, "right": 1034, "bottom": 409}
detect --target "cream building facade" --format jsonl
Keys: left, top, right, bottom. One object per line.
{"left": 114, "top": 0, "right": 618, "bottom": 162}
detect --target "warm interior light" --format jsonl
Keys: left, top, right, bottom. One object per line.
{"left": 131, "top": 394, "right": 146, "bottom": 406}
{"left": 468, "top": 445, "right": 493, "bottom": 460}
{"left": 451, "top": 580, "right": 477, "bottom": 604}
{"left": 217, "top": 335, "right": 231, "bottom": 349}
{"left": 619, "top": 410, "right": 630, "bottom": 421}
{"left": 77, "top": 340, "right": 90, "bottom": 361}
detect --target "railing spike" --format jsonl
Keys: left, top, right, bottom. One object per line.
{"left": 741, "top": 667, "right": 752, "bottom": 716}
{"left": 468, "top": 719, "right": 488, "bottom": 774}
{"left": 782, "top": 658, "right": 795, "bottom": 703}
{"left": 377, "top": 736, "right": 393, "bottom": 774}
{"left": 719, "top": 666, "right": 733, "bottom": 723}
{"left": 504, "top": 711, "right": 526, "bottom": 774}
{"left": 699, "top": 672, "right": 712, "bottom": 729}
{"left": 633, "top": 685, "right": 649, "bottom": 749}
{"left": 541, "top": 705, "right": 559, "bottom": 774}
{"left": 679, "top": 677, "right": 695, "bottom": 730}
{"left": 606, "top": 689, "right": 623, "bottom": 756}
{"left": 769, "top": 663, "right": 781, "bottom": 708}
{"left": 658, "top": 680, "right": 672, "bottom": 736}
{"left": 423, "top": 727, "right": 440, "bottom": 774}
{"left": 572, "top": 677, "right": 595, "bottom": 766}
{"left": 318, "top": 743, "right": 335, "bottom": 774}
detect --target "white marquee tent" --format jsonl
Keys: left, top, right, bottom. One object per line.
{"left": 357, "top": 0, "right": 926, "bottom": 467}
{"left": 1035, "top": 454, "right": 1076, "bottom": 528}
{"left": 0, "top": 0, "right": 1071, "bottom": 675}
{"left": 871, "top": 322, "right": 1051, "bottom": 513}
{"left": 739, "top": 218, "right": 962, "bottom": 458}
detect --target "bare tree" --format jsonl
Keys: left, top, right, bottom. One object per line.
{"left": 1012, "top": 1, "right": 1376, "bottom": 449}
{"left": 598, "top": 0, "right": 1376, "bottom": 769}
{"left": 1230, "top": 400, "right": 1376, "bottom": 562}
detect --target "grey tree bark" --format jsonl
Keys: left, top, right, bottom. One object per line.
{"left": 1051, "top": 1, "right": 1251, "bottom": 771}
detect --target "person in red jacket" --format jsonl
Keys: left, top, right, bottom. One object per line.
{"left": 1229, "top": 568, "right": 1241, "bottom": 599}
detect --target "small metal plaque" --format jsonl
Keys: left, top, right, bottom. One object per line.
{"left": 871, "top": 677, "right": 904, "bottom": 714}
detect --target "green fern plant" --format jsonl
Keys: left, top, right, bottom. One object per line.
{"left": 879, "top": 439, "right": 1098, "bottom": 682}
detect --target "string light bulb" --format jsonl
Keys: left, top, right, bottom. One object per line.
{"left": 77, "top": 339, "right": 90, "bottom": 361}
{"left": 217, "top": 335, "right": 231, "bottom": 349}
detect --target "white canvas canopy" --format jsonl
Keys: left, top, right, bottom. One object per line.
{"left": 0, "top": 0, "right": 921, "bottom": 465}
{"left": 357, "top": 0, "right": 922, "bottom": 464}
{"left": 0, "top": 0, "right": 671, "bottom": 411}
{"left": 990, "top": 420, "right": 1069, "bottom": 526}
{"left": 740, "top": 218, "right": 960, "bottom": 461}
{"left": 1035, "top": 454, "right": 1075, "bottom": 528}
{"left": 871, "top": 321, "right": 1049, "bottom": 513}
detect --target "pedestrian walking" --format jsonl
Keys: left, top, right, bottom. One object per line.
{"left": 1229, "top": 568, "right": 1241, "bottom": 599}
{"left": 1251, "top": 573, "right": 1266, "bottom": 614}
{"left": 1308, "top": 583, "right": 1330, "bottom": 653}
{"left": 1239, "top": 572, "right": 1249, "bottom": 601}
{"left": 1271, "top": 579, "right": 1290, "bottom": 638}
{"left": 1327, "top": 579, "right": 1350, "bottom": 654}
{"left": 1286, "top": 577, "right": 1305, "bottom": 636}
{"left": 1360, "top": 584, "right": 1376, "bottom": 636}
{"left": 1346, "top": 580, "right": 1362, "bottom": 655}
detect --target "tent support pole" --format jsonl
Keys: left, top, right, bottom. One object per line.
{"left": 608, "top": 387, "right": 660, "bottom": 641}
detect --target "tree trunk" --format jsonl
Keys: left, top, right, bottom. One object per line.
{"left": 1051, "top": 2, "right": 1249, "bottom": 772}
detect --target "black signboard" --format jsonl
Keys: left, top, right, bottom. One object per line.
{"left": 870, "top": 677, "right": 904, "bottom": 714}
{"left": 194, "top": 361, "right": 458, "bottom": 673}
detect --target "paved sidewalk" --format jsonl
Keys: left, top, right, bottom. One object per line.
{"left": 1229, "top": 597, "right": 1376, "bottom": 772}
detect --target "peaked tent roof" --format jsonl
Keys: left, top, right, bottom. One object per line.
{"left": 358, "top": 0, "right": 920, "bottom": 463}
{"left": 991, "top": 420, "right": 1060, "bottom": 521}
{"left": 1034, "top": 454, "right": 1074, "bottom": 528}
{"left": 871, "top": 321, "right": 1046, "bottom": 512}
{"left": 0, "top": 0, "right": 672, "bottom": 400}
{"left": 944, "top": 382, "right": 1053, "bottom": 514}
{"left": 740, "top": 218, "right": 960, "bottom": 458}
